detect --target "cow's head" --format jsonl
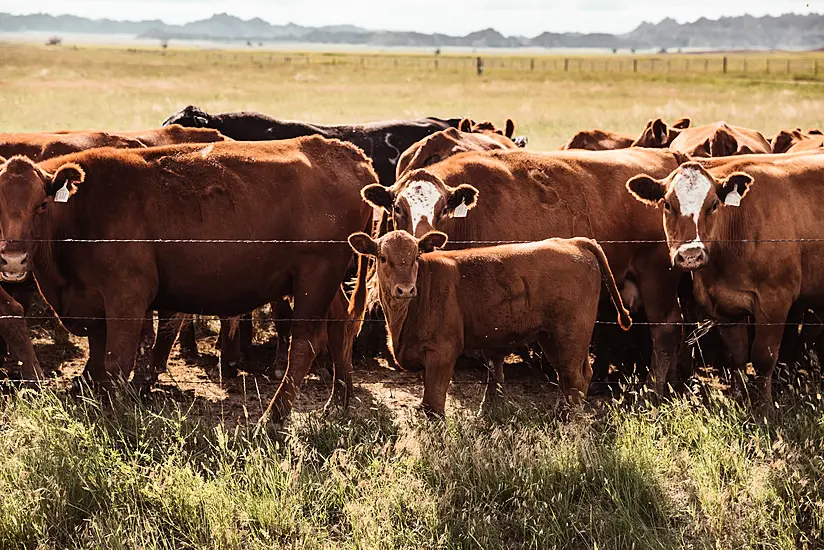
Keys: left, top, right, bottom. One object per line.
{"left": 0, "top": 156, "right": 84, "bottom": 280}
{"left": 362, "top": 169, "right": 478, "bottom": 238}
{"left": 161, "top": 105, "right": 212, "bottom": 128}
{"left": 349, "top": 229, "right": 447, "bottom": 300}
{"left": 626, "top": 162, "right": 753, "bottom": 271}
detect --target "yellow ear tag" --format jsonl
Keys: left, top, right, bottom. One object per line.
{"left": 54, "top": 183, "right": 70, "bottom": 203}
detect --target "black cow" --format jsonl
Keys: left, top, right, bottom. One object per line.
{"left": 162, "top": 106, "right": 464, "bottom": 187}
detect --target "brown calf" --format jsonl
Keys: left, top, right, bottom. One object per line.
{"left": 626, "top": 155, "right": 824, "bottom": 405}
{"left": 349, "top": 230, "right": 630, "bottom": 415}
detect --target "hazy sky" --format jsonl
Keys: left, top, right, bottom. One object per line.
{"left": 2, "top": 1, "right": 821, "bottom": 36}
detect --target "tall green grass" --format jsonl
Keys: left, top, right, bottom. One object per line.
{"left": 1, "top": 384, "right": 821, "bottom": 549}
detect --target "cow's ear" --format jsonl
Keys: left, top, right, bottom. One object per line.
{"left": 672, "top": 117, "right": 691, "bottom": 130}
{"left": 626, "top": 174, "right": 666, "bottom": 205}
{"left": 653, "top": 118, "right": 669, "bottom": 144}
{"left": 446, "top": 184, "right": 479, "bottom": 211}
{"left": 716, "top": 172, "right": 753, "bottom": 206}
{"left": 505, "top": 119, "right": 515, "bottom": 138}
{"left": 348, "top": 232, "right": 379, "bottom": 257}
{"left": 361, "top": 184, "right": 394, "bottom": 211}
{"left": 418, "top": 231, "right": 448, "bottom": 253}
{"left": 809, "top": 128, "right": 823, "bottom": 135}
{"left": 46, "top": 162, "right": 85, "bottom": 198}
{"left": 459, "top": 118, "right": 472, "bottom": 132}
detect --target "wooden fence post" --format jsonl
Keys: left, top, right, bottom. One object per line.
{"left": 704, "top": 59, "right": 709, "bottom": 72}
{"left": 564, "top": 58, "right": 569, "bottom": 72}
{"left": 633, "top": 58, "right": 638, "bottom": 73}
{"left": 530, "top": 58, "right": 535, "bottom": 71}
{"left": 787, "top": 59, "right": 791, "bottom": 73}
{"left": 476, "top": 56, "right": 484, "bottom": 76}
{"left": 722, "top": 56, "right": 728, "bottom": 74}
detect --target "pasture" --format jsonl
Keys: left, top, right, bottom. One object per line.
{"left": 0, "top": 43, "right": 823, "bottom": 549}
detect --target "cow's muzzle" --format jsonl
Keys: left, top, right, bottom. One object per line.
{"left": 673, "top": 243, "right": 708, "bottom": 271}
{"left": 0, "top": 252, "right": 30, "bottom": 281}
{"left": 392, "top": 283, "right": 417, "bottom": 299}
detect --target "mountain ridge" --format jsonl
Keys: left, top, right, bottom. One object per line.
{"left": 2, "top": 11, "right": 824, "bottom": 50}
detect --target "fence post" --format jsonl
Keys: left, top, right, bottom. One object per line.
{"left": 476, "top": 56, "right": 484, "bottom": 76}
{"left": 816, "top": 60, "right": 819, "bottom": 76}
{"left": 633, "top": 58, "right": 638, "bottom": 73}
{"left": 434, "top": 58, "right": 438, "bottom": 69}
{"left": 787, "top": 59, "right": 791, "bottom": 74}
{"left": 743, "top": 59, "right": 747, "bottom": 73}
{"left": 704, "top": 59, "right": 709, "bottom": 72}
{"left": 766, "top": 59, "right": 770, "bottom": 74}
{"left": 564, "top": 58, "right": 569, "bottom": 72}
{"left": 722, "top": 56, "right": 728, "bottom": 74}
{"left": 530, "top": 58, "right": 535, "bottom": 71}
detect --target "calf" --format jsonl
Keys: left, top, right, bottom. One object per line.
{"left": 626, "top": 156, "right": 824, "bottom": 405}
{"left": 349, "top": 230, "right": 631, "bottom": 415}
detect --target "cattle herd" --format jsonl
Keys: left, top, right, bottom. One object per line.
{"left": 0, "top": 109, "right": 822, "bottom": 422}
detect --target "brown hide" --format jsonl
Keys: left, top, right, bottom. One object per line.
{"left": 351, "top": 230, "right": 630, "bottom": 414}
{"left": 667, "top": 122, "right": 771, "bottom": 157}
{"left": 563, "top": 129, "right": 635, "bottom": 151}
{"left": 787, "top": 135, "right": 824, "bottom": 153}
{"left": 0, "top": 132, "right": 147, "bottom": 162}
{"left": 363, "top": 147, "right": 686, "bottom": 393}
{"left": 0, "top": 137, "right": 375, "bottom": 421}
{"left": 396, "top": 127, "right": 519, "bottom": 180}
{"left": 626, "top": 154, "right": 824, "bottom": 403}
{"left": 118, "top": 125, "right": 230, "bottom": 147}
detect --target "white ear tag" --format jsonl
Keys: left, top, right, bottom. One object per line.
{"left": 724, "top": 187, "right": 741, "bottom": 207}
{"left": 54, "top": 183, "right": 70, "bottom": 203}
{"left": 453, "top": 200, "right": 468, "bottom": 218}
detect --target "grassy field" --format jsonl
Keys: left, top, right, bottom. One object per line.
{"left": 1, "top": 43, "right": 824, "bottom": 549}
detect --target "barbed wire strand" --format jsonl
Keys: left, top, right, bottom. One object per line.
{"left": 6, "top": 237, "right": 824, "bottom": 244}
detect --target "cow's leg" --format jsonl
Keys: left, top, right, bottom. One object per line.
{"left": 751, "top": 306, "right": 791, "bottom": 408}
{"left": 636, "top": 269, "right": 682, "bottom": 397}
{"left": 218, "top": 317, "right": 241, "bottom": 378}
{"left": 239, "top": 312, "right": 254, "bottom": 360}
{"left": 177, "top": 315, "right": 198, "bottom": 359}
{"left": 421, "top": 353, "right": 457, "bottom": 417}
{"left": 715, "top": 323, "right": 750, "bottom": 397}
{"left": 479, "top": 355, "right": 506, "bottom": 414}
{"left": 273, "top": 297, "right": 292, "bottom": 378}
{"left": 102, "top": 291, "right": 152, "bottom": 385}
{"left": 133, "top": 310, "right": 183, "bottom": 389}
{"left": 323, "top": 292, "right": 355, "bottom": 415}
{"left": 0, "top": 289, "right": 41, "bottom": 381}
{"left": 539, "top": 326, "right": 592, "bottom": 408}
{"left": 134, "top": 312, "right": 156, "bottom": 379}
{"left": 77, "top": 326, "right": 107, "bottom": 390}
{"left": 262, "top": 270, "right": 342, "bottom": 424}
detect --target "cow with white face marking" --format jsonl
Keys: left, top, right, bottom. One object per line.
{"left": 363, "top": 147, "right": 687, "bottom": 395}
{"left": 626, "top": 155, "right": 824, "bottom": 405}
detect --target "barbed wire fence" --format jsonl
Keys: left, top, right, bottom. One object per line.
{"left": 1, "top": 235, "right": 823, "bottom": 392}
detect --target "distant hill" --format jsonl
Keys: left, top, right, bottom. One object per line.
{"left": 3, "top": 11, "right": 824, "bottom": 50}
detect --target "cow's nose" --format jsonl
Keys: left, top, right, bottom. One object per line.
{"left": 393, "top": 284, "right": 417, "bottom": 299}
{"left": 674, "top": 246, "right": 708, "bottom": 271}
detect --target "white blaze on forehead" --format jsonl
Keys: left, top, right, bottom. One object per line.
{"left": 400, "top": 179, "right": 441, "bottom": 234}
{"left": 673, "top": 167, "right": 712, "bottom": 223}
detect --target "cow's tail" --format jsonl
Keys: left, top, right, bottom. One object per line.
{"left": 577, "top": 238, "right": 632, "bottom": 331}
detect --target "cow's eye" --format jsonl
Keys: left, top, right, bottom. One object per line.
{"left": 393, "top": 204, "right": 402, "bottom": 214}
{"left": 708, "top": 201, "right": 719, "bottom": 214}
{"left": 36, "top": 201, "right": 47, "bottom": 212}
{"left": 663, "top": 201, "right": 672, "bottom": 212}
{"left": 379, "top": 255, "right": 387, "bottom": 264}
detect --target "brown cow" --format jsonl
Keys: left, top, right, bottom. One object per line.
{"left": 563, "top": 129, "right": 636, "bottom": 151}
{"left": 626, "top": 155, "right": 824, "bottom": 405}
{"left": 787, "top": 135, "right": 824, "bottom": 154}
{"left": 632, "top": 117, "right": 692, "bottom": 148}
{"left": 666, "top": 122, "right": 771, "bottom": 157}
{"left": 563, "top": 118, "right": 690, "bottom": 151}
{"left": 361, "top": 147, "right": 687, "bottom": 394}
{"left": 396, "top": 126, "right": 520, "bottom": 180}
{"left": 0, "top": 137, "right": 374, "bottom": 423}
{"left": 0, "top": 132, "right": 146, "bottom": 162}
{"left": 118, "top": 125, "right": 228, "bottom": 147}
{"left": 349, "top": 229, "right": 631, "bottom": 415}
